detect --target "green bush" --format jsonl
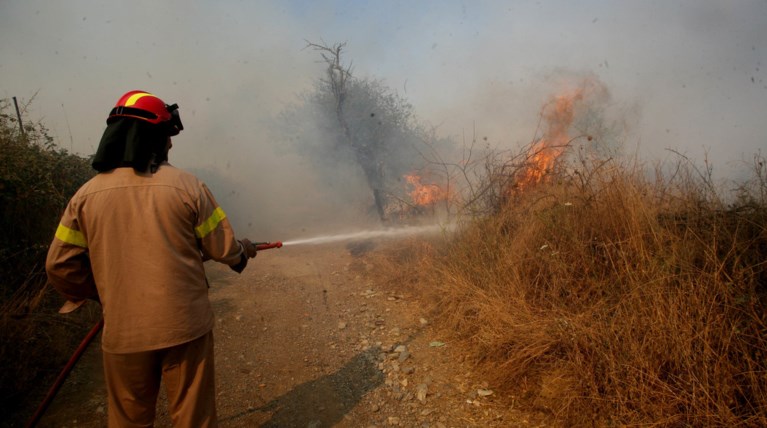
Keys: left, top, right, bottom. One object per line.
{"left": 0, "top": 98, "right": 97, "bottom": 424}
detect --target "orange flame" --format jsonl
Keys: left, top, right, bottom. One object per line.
{"left": 516, "top": 86, "right": 586, "bottom": 190}
{"left": 404, "top": 173, "right": 448, "bottom": 206}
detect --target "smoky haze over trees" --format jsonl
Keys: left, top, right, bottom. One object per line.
{"left": 276, "top": 41, "right": 450, "bottom": 223}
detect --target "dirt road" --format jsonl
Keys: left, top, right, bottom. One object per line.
{"left": 34, "top": 240, "right": 539, "bottom": 427}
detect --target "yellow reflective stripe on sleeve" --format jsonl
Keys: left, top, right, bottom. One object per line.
{"left": 55, "top": 223, "right": 88, "bottom": 248}
{"left": 195, "top": 207, "right": 227, "bottom": 238}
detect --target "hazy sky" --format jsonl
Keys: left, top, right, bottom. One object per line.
{"left": 2, "top": 0, "right": 766, "bottom": 235}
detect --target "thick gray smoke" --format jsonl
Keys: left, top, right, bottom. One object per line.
{"left": 275, "top": 44, "right": 438, "bottom": 224}
{"left": 1, "top": 1, "right": 765, "bottom": 241}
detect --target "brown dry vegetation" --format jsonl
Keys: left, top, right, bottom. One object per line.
{"left": 383, "top": 152, "right": 767, "bottom": 426}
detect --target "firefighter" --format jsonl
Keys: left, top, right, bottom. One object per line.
{"left": 45, "top": 90, "right": 256, "bottom": 427}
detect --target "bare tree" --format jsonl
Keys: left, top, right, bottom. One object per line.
{"left": 302, "top": 41, "right": 434, "bottom": 222}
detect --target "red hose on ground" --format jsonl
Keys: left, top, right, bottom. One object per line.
{"left": 25, "top": 318, "right": 104, "bottom": 428}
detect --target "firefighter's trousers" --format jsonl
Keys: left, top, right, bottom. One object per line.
{"left": 102, "top": 330, "right": 217, "bottom": 427}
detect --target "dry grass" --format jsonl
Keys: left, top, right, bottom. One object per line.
{"left": 388, "top": 156, "right": 767, "bottom": 426}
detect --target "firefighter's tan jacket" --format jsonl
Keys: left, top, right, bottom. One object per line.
{"left": 46, "top": 164, "right": 245, "bottom": 354}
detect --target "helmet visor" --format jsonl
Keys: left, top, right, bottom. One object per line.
{"left": 166, "top": 103, "right": 184, "bottom": 136}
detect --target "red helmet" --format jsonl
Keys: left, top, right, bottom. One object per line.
{"left": 107, "top": 90, "right": 183, "bottom": 136}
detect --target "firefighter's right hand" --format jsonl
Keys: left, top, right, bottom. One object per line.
{"left": 239, "top": 239, "right": 258, "bottom": 258}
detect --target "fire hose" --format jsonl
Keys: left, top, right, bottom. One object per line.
{"left": 254, "top": 241, "right": 283, "bottom": 251}
{"left": 25, "top": 318, "right": 104, "bottom": 428}
{"left": 26, "top": 241, "right": 282, "bottom": 428}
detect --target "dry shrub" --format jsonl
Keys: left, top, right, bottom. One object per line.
{"left": 414, "top": 155, "right": 767, "bottom": 426}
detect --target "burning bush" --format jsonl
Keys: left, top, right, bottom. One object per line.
{"left": 404, "top": 172, "right": 449, "bottom": 207}
{"left": 367, "top": 78, "right": 767, "bottom": 425}
{"left": 410, "top": 153, "right": 767, "bottom": 425}
{"left": 443, "top": 76, "right": 623, "bottom": 218}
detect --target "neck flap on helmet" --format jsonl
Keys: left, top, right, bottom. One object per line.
{"left": 91, "top": 118, "right": 170, "bottom": 173}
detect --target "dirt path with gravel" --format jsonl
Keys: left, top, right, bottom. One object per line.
{"left": 33, "top": 240, "right": 544, "bottom": 427}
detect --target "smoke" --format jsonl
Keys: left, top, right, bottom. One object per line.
{"left": 1, "top": 1, "right": 765, "bottom": 240}
{"left": 189, "top": 134, "right": 378, "bottom": 242}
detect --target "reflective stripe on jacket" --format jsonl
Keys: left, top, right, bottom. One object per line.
{"left": 46, "top": 164, "right": 244, "bottom": 353}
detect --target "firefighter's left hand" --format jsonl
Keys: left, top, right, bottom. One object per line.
{"left": 239, "top": 239, "right": 258, "bottom": 258}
